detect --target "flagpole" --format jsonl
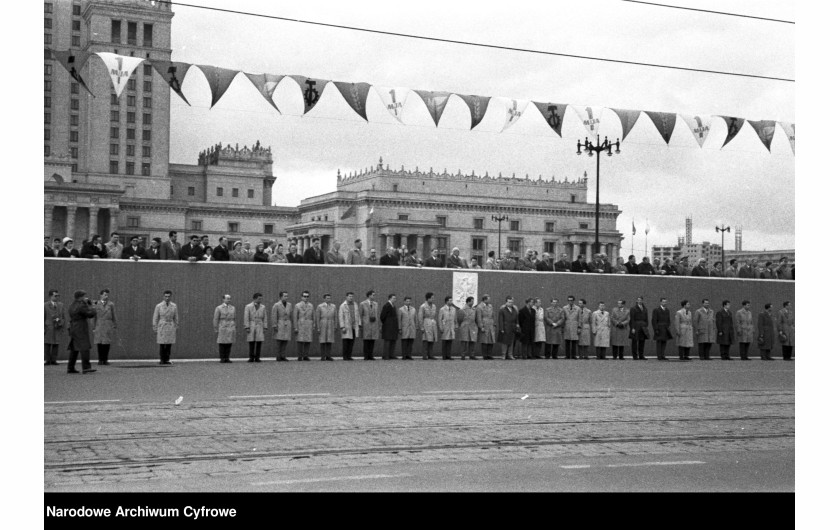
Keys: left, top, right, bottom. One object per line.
{"left": 644, "top": 219, "right": 650, "bottom": 258}
{"left": 631, "top": 218, "right": 635, "bottom": 256}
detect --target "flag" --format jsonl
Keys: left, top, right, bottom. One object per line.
{"left": 748, "top": 120, "right": 776, "bottom": 152}
{"left": 290, "top": 75, "right": 330, "bottom": 114}
{"left": 52, "top": 50, "right": 94, "bottom": 96}
{"left": 196, "top": 65, "right": 239, "bottom": 108}
{"left": 719, "top": 116, "right": 745, "bottom": 149}
{"left": 632, "top": 219, "right": 636, "bottom": 236}
{"left": 457, "top": 94, "right": 492, "bottom": 130}
{"left": 414, "top": 90, "right": 452, "bottom": 126}
{"left": 644, "top": 111, "right": 678, "bottom": 144}
{"left": 500, "top": 98, "right": 530, "bottom": 132}
{"left": 611, "top": 108, "right": 641, "bottom": 140}
{"left": 244, "top": 73, "right": 284, "bottom": 112}
{"left": 779, "top": 122, "right": 795, "bottom": 155}
{"left": 680, "top": 114, "right": 712, "bottom": 148}
{"left": 533, "top": 101, "right": 567, "bottom": 137}
{"left": 375, "top": 87, "right": 412, "bottom": 124}
{"left": 644, "top": 220, "right": 650, "bottom": 235}
{"left": 95, "top": 52, "right": 145, "bottom": 97}
{"left": 149, "top": 60, "right": 192, "bottom": 105}
{"left": 333, "top": 81, "right": 372, "bottom": 121}
{"left": 572, "top": 106, "right": 603, "bottom": 137}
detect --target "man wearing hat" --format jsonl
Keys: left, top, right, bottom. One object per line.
{"left": 44, "top": 289, "right": 65, "bottom": 365}
{"left": 67, "top": 290, "right": 97, "bottom": 374}
{"left": 145, "top": 237, "right": 162, "bottom": 259}
{"left": 121, "top": 236, "right": 145, "bottom": 260}
{"left": 179, "top": 235, "right": 204, "bottom": 261}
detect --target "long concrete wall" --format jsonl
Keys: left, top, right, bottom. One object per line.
{"left": 44, "top": 260, "right": 795, "bottom": 360}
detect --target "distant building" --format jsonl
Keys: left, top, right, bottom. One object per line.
{"left": 726, "top": 250, "right": 795, "bottom": 267}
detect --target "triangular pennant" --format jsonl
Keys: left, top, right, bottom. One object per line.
{"left": 533, "top": 102, "right": 568, "bottom": 137}
{"left": 458, "top": 94, "right": 492, "bottom": 130}
{"left": 290, "top": 75, "right": 330, "bottom": 114}
{"left": 414, "top": 90, "right": 452, "bottom": 126}
{"left": 52, "top": 50, "right": 94, "bottom": 96}
{"left": 611, "top": 108, "right": 642, "bottom": 140}
{"left": 375, "top": 87, "right": 412, "bottom": 124}
{"left": 680, "top": 114, "right": 713, "bottom": 148}
{"left": 719, "top": 116, "right": 745, "bottom": 149}
{"left": 748, "top": 120, "right": 777, "bottom": 152}
{"left": 244, "top": 73, "right": 284, "bottom": 112}
{"left": 333, "top": 81, "right": 372, "bottom": 121}
{"left": 95, "top": 52, "right": 145, "bottom": 98}
{"left": 500, "top": 98, "right": 530, "bottom": 132}
{"left": 779, "top": 122, "right": 795, "bottom": 155}
{"left": 149, "top": 60, "right": 192, "bottom": 105}
{"left": 644, "top": 111, "right": 678, "bottom": 144}
{"left": 196, "top": 65, "right": 239, "bottom": 108}
{"left": 572, "top": 106, "right": 604, "bottom": 138}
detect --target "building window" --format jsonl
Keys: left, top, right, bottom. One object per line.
{"left": 44, "top": 96, "right": 51, "bottom": 108}
{"left": 45, "top": 17, "right": 52, "bottom": 29}
{"left": 71, "top": 99, "right": 80, "bottom": 110}
{"left": 436, "top": 216, "right": 447, "bottom": 227}
{"left": 143, "top": 96, "right": 151, "bottom": 108}
{"left": 127, "top": 21, "right": 137, "bottom": 45}
{"left": 143, "top": 81, "right": 152, "bottom": 92}
{"left": 216, "top": 187, "right": 223, "bottom": 197}
{"left": 44, "top": 64, "right": 52, "bottom": 75}
{"left": 110, "top": 93, "right": 118, "bottom": 105}
{"left": 127, "top": 112, "right": 135, "bottom": 123}
{"left": 141, "top": 163, "right": 150, "bottom": 176}
{"left": 510, "top": 220, "right": 520, "bottom": 231}
{"left": 110, "top": 144, "right": 119, "bottom": 155}
{"left": 125, "top": 162, "right": 134, "bottom": 174}
{"left": 44, "top": 2, "right": 53, "bottom": 13}
{"left": 545, "top": 221, "right": 555, "bottom": 232}
{"left": 72, "top": 164, "right": 78, "bottom": 172}
{"left": 142, "top": 113, "right": 151, "bottom": 125}
{"left": 228, "top": 222, "right": 239, "bottom": 232}
{"left": 324, "top": 215, "right": 328, "bottom": 221}
{"left": 44, "top": 33, "right": 52, "bottom": 45}
{"left": 127, "top": 217, "right": 140, "bottom": 228}
{"left": 127, "top": 95, "right": 135, "bottom": 107}
{"left": 71, "top": 83, "right": 79, "bottom": 94}
{"left": 247, "top": 189, "right": 254, "bottom": 199}
{"left": 142, "top": 146, "right": 151, "bottom": 158}
{"left": 264, "top": 224, "right": 274, "bottom": 234}
{"left": 72, "top": 20, "right": 81, "bottom": 32}
{"left": 44, "top": 112, "right": 51, "bottom": 124}
{"left": 187, "top": 186, "right": 195, "bottom": 196}
{"left": 472, "top": 238, "right": 485, "bottom": 252}
{"left": 392, "top": 184, "right": 398, "bottom": 192}
{"left": 111, "top": 20, "right": 121, "bottom": 44}
{"left": 143, "top": 63, "right": 152, "bottom": 76}
{"left": 126, "top": 144, "right": 135, "bottom": 156}
{"left": 110, "top": 127, "right": 119, "bottom": 139}
{"left": 44, "top": 145, "right": 50, "bottom": 157}
{"left": 232, "top": 188, "right": 239, "bottom": 197}
{"left": 44, "top": 129, "right": 50, "bottom": 141}
{"left": 544, "top": 242, "right": 555, "bottom": 254}
{"left": 109, "top": 161, "right": 119, "bottom": 174}
{"left": 398, "top": 214, "right": 409, "bottom": 221}
{"left": 579, "top": 223, "right": 589, "bottom": 229}
{"left": 69, "top": 131, "right": 78, "bottom": 142}
{"left": 72, "top": 4, "right": 80, "bottom": 16}
{"left": 70, "top": 114, "right": 78, "bottom": 126}
{"left": 72, "top": 35, "right": 80, "bottom": 47}
{"left": 570, "top": 194, "right": 577, "bottom": 203}
{"left": 126, "top": 128, "right": 135, "bottom": 139}
{"left": 507, "top": 238, "right": 522, "bottom": 256}
{"left": 143, "top": 23, "right": 153, "bottom": 47}
{"left": 128, "top": 78, "right": 136, "bottom": 91}
{"left": 191, "top": 220, "right": 203, "bottom": 231}
{"left": 70, "top": 147, "right": 78, "bottom": 159}
{"left": 111, "top": 110, "right": 120, "bottom": 122}
{"left": 473, "top": 218, "right": 484, "bottom": 230}
{"left": 44, "top": 80, "right": 52, "bottom": 92}
{"left": 142, "top": 129, "right": 151, "bottom": 141}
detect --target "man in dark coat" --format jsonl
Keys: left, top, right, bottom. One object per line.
{"left": 571, "top": 254, "right": 590, "bottom": 273}
{"left": 445, "top": 248, "right": 466, "bottom": 269}
{"left": 286, "top": 243, "right": 304, "bottom": 264}
{"left": 303, "top": 238, "right": 325, "bottom": 264}
{"left": 661, "top": 258, "right": 679, "bottom": 275}
{"left": 517, "top": 299, "right": 536, "bottom": 359}
{"left": 715, "top": 300, "right": 735, "bottom": 360}
{"left": 379, "top": 247, "right": 400, "bottom": 266}
{"left": 179, "top": 235, "right": 204, "bottom": 261}
{"left": 625, "top": 255, "right": 640, "bottom": 275}
{"left": 67, "top": 290, "right": 97, "bottom": 374}
{"left": 536, "top": 253, "right": 555, "bottom": 272}
{"left": 553, "top": 253, "right": 571, "bottom": 272}
{"left": 44, "top": 289, "right": 65, "bottom": 365}
{"left": 651, "top": 298, "right": 673, "bottom": 360}
{"left": 145, "top": 237, "right": 162, "bottom": 259}
{"left": 81, "top": 235, "right": 107, "bottom": 259}
{"left": 379, "top": 294, "right": 399, "bottom": 359}
{"left": 423, "top": 249, "right": 445, "bottom": 268}
{"left": 628, "top": 296, "right": 649, "bottom": 360}
{"left": 211, "top": 237, "right": 230, "bottom": 261}
{"left": 497, "top": 296, "right": 519, "bottom": 360}
{"left": 757, "top": 303, "right": 776, "bottom": 360}
{"left": 121, "top": 236, "right": 146, "bottom": 260}
{"left": 691, "top": 258, "right": 710, "bottom": 277}
{"left": 637, "top": 257, "right": 655, "bottom": 275}
{"left": 160, "top": 231, "right": 181, "bottom": 260}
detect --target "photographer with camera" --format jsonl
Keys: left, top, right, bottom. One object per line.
{"left": 67, "top": 290, "right": 97, "bottom": 374}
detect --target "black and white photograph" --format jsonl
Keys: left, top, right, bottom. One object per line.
{"left": 25, "top": 0, "right": 820, "bottom": 522}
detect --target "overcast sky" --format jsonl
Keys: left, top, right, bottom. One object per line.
{"left": 166, "top": 0, "right": 794, "bottom": 256}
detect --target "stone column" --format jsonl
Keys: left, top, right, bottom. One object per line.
{"left": 108, "top": 207, "right": 119, "bottom": 235}
{"left": 44, "top": 205, "right": 54, "bottom": 238}
{"left": 585, "top": 241, "right": 593, "bottom": 263}
{"left": 385, "top": 234, "right": 394, "bottom": 251}
{"left": 66, "top": 206, "right": 77, "bottom": 245}
{"left": 415, "top": 235, "right": 424, "bottom": 259}
{"left": 88, "top": 207, "right": 100, "bottom": 238}
{"left": 572, "top": 242, "right": 580, "bottom": 260}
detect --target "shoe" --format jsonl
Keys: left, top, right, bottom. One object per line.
{"left": 45, "top": 361, "right": 50, "bottom": 366}
{"left": 470, "top": 356, "right": 477, "bottom": 360}
{"left": 325, "top": 357, "right": 334, "bottom": 361}
{"left": 658, "top": 358, "right": 668, "bottom": 361}
{"left": 255, "top": 358, "right": 262, "bottom": 363}
{"left": 247, "top": 358, "right": 255, "bottom": 363}
{"left": 67, "top": 369, "right": 80, "bottom": 374}
{"left": 277, "top": 357, "right": 288, "bottom": 362}
{"left": 223, "top": 359, "right": 232, "bottom": 363}
{"left": 102, "top": 361, "right": 111, "bottom": 365}
{"left": 82, "top": 368, "right": 97, "bottom": 374}
{"left": 345, "top": 357, "right": 354, "bottom": 361}
{"left": 163, "top": 361, "right": 173, "bottom": 365}
{"left": 303, "top": 357, "right": 310, "bottom": 361}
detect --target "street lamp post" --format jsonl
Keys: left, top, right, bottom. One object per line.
{"left": 715, "top": 224, "right": 730, "bottom": 267}
{"left": 492, "top": 214, "right": 508, "bottom": 259}
{"left": 577, "top": 135, "right": 620, "bottom": 255}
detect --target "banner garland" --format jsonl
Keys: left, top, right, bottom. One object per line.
{"left": 149, "top": 60, "right": 193, "bottom": 105}
{"left": 245, "top": 73, "right": 284, "bottom": 112}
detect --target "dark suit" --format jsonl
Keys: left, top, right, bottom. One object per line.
{"left": 44, "top": 245, "right": 53, "bottom": 258}
{"left": 286, "top": 253, "right": 304, "bottom": 264}
{"left": 145, "top": 246, "right": 162, "bottom": 260}
{"left": 81, "top": 242, "right": 107, "bottom": 259}
{"left": 517, "top": 306, "right": 536, "bottom": 358}
{"left": 379, "top": 254, "right": 400, "bottom": 266}
{"left": 303, "top": 247, "right": 325, "bottom": 264}
{"left": 67, "top": 299, "right": 97, "bottom": 372}
{"left": 160, "top": 240, "right": 181, "bottom": 260}
{"left": 497, "top": 305, "right": 519, "bottom": 350}
{"left": 629, "top": 304, "right": 649, "bottom": 359}
{"left": 121, "top": 245, "right": 146, "bottom": 259}
{"left": 661, "top": 264, "right": 679, "bottom": 275}
{"left": 571, "top": 260, "right": 590, "bottom": 273}
{"left": 625, "top": 262, "right": 639, "bottom": 274}
{"left": 536, "top": 260, "right": 554, "bottom": 272}
{"left": 423, "top": 256, "right": 444, "bottom": 268}
{"left": 379, "top": 302, "right": 399, "bottom": 359}
{"left": 691, "top": 265, "right": 710, "bottom": 277}
{"left": 715, "top": 309, "right": 735, "bottom": 361}
{"left": 651, "top": 306, "right": 673, "bottom": 359}
{"left": 637, "top": 263, "right": 654, "bottom": 275}
{"left": 179, "top": 243, "right": 204, "bottom": 261}
{"left": 445, "top": 255, "right": 466, "bottom": 268}
{"left": 212, "top": 245, "right": 230, "bottom": 262}
{"left": 57, "top": 248, "right": 79, "bottom": 258}
{"left": 553, "top": 260, "right": 571, "bottom": 272}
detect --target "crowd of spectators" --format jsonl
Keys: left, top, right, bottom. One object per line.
{"left": 44, "top": 232, "right": 794, "bottom": 280}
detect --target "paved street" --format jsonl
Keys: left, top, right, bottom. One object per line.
{"left": 44, "top": 358, "right": 794, "bottom": 491}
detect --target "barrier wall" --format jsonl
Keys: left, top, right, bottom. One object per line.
{"left": 44, "top": 259, "right": 795, "bottom": 360}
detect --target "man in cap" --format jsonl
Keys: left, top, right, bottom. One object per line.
{"left": 67, "top": 290, "right": 97, "bottom": 374}
{"left": 121, "top": 236, "right": 145, "bottom": 260}
{"left": 145, "top": 237, "right": 162, "bottom": 259}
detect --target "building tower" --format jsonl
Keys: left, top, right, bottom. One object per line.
{"left": 685, "top": 216, "right": 693, "bottom": 246}
{"left": 735, "top": 226, "right": 743, "bottom": 251}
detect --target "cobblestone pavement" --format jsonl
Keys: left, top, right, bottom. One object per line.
{"left": 45, "top": 387, "right": 793, "bottom": 490}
